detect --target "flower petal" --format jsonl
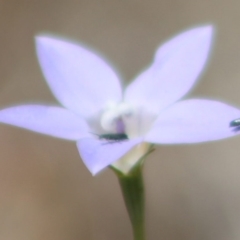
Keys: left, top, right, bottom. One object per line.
{"left": 145, "top": 99, "right": 240, "bottom": 144}
{"left": 36, "top": 36, "right": 122, "bottom": 117}
{"left": 77, "top": 137, "right": 143, "bottom": 175}
{"left": 125, "top": 26, "right": 213, "bottom": 113}
{"left": 0, "top": 105, "right": 90, "bottom": 140}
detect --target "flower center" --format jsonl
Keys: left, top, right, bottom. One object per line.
{"left": 100, "top": 102, "right": 133, "bottom": 134}
{"left": 100, "top": 101, "right": 157, "bottom": 174}
{"left": 100, "top": 102, "right": 157, "bottom": 138}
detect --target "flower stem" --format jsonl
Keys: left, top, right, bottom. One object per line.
{"left": 110, "top": 145, "right": 154, "bottom": 240}
{"left": 117, "top": 165, "right": 145, "bottom": 240}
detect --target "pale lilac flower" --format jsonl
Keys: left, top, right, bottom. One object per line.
{"left": 0, "top": 26, "right": 239, "bottom": 175}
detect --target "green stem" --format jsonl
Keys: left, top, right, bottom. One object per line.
{"left": 110, "top": 145, "right": 154, "bottom": 240}
{"left": 118, "top": 165, "right": 145, "bottom": 240}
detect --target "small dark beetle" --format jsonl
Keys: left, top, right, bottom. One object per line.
{"left": 230, "top": 118, "right": 240, "bottom": 132}
{"left": 98, "top": 133, "right": 128, "bottom": 141}
{"left": 230, "top": 118, "right": 240, "bottom": 127}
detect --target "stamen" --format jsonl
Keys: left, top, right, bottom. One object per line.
{"left": 100, "top": 102, "right": 133, "bottom": 133}
{"left": 101, "top": 110, "right": 119, "bottom": 132}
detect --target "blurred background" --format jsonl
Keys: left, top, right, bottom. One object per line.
{"left": 1, "top": 0, "right": 240, "bottom": 239}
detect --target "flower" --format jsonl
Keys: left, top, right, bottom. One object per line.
{"left": 0, "top": 25, "right": 239, "bottom": 175}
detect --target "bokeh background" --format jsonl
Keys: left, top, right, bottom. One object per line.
{"left": 1, "top": 0, "right": 240, "bottom": 239}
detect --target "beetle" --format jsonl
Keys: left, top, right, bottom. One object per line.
{"left": 230, "top": 118, "right": 240, "bottom": 127}
{"left": 98, "top": 133, "right": 128, "bottom": 142}
{"left": 229, "top": 118, "right": 240, "bottom": 132}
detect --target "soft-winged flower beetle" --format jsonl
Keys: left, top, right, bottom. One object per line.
{"left": 230, "top": 118, "right": 240, "bottom": 132}
{"left": 98, "top": 133, "right": 129, "bottom": 142}
{"left": 230, "top": 118, "right": 240, "bottom": 127}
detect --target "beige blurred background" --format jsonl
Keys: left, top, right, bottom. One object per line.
{"left": 1, "top": 0, "right": 240, "bottom": 239}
